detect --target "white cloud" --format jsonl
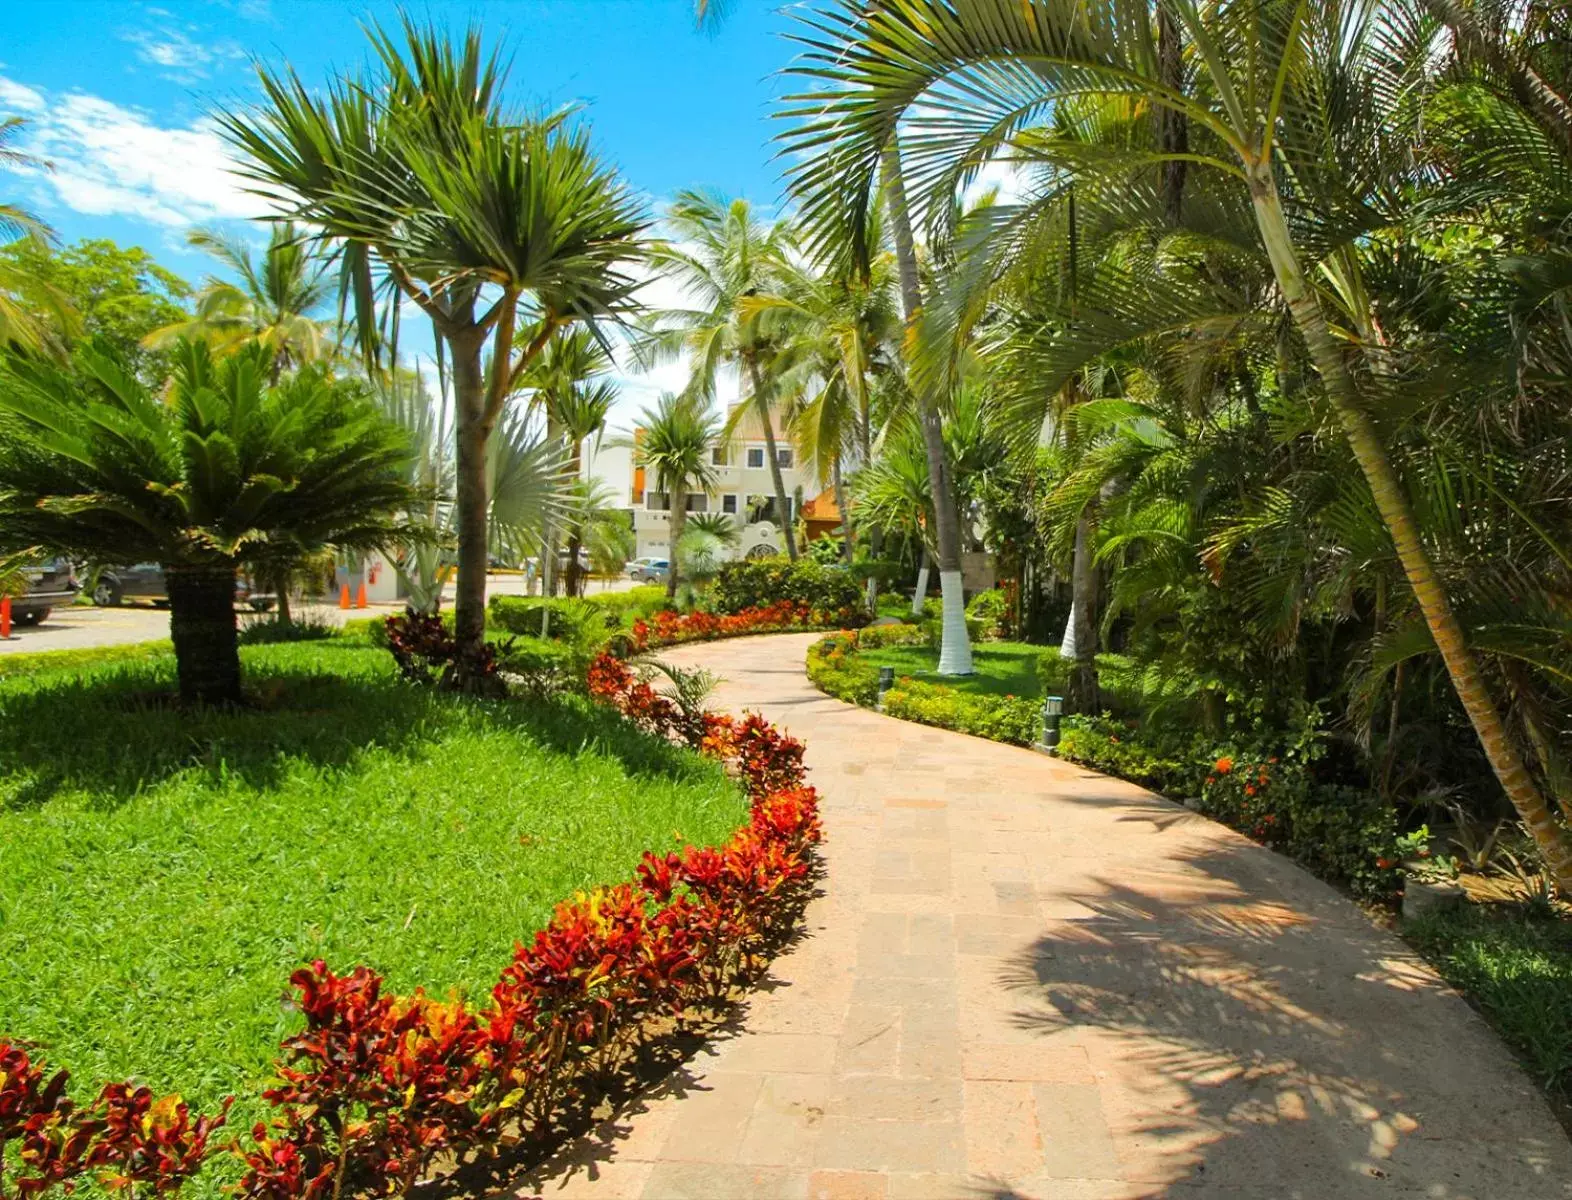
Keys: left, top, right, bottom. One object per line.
{"left": 0, "top": 77, "right": 45, "bottom": 113}
{"left": 0, "top": 75, "right": 264, "bottom": 228}
{"left": 123, "top": 25, "right": 245, "bottom": 83}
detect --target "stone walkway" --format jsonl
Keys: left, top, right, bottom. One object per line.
{"left": 523, "top": 634, "right": 1572, "bottom": 1200}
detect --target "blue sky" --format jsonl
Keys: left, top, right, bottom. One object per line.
{"left": 2, "top": 0, "right": 805, "bottom": 424}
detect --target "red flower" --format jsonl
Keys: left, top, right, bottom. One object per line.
{"left": 1214, "top": 757, "right": 1233, "bottom": 774}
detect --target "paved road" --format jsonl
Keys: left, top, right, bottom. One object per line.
{"left": 0, "top": 575, "right": 638, "bottom": 656}
{"left": 524, "top": 633, "right": 1572, "bottom": 1200}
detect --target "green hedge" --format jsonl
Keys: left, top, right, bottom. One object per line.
{"left": 0, "top": 640, "right": 173, "bottom": 680}
{"left": 712, "top": 559, "right": 863, "bottom": 616}
{"left": 583, "top": 586, "right": 670, "bottom": 625}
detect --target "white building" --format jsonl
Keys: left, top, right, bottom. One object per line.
{"left": 604, "top": 406, "right": 839, "bottom": 562}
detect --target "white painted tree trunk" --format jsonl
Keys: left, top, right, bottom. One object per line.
{"left": 911, "top": 557, "right": 930, "bottom": 617}
{"left": 936, "top": 569, "right": 973, "bottom": 675}
{"left": 1060, "top": 600, "right": 1078, "bottom": 659}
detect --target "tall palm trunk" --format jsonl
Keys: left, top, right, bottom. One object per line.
{"left": 912, "top": 544, "right": 932, "bottom": 618}
{"left": 832, "top": 455, "right": 853, "bottom": 564}
{"left": 1246, "top": 158, "right": 1572, "bottom": 892}
{"left": 450, "top": 331, "right": 491, "bottom": 667}
{"left": 746, "top": 356, "right": 798, "bottom": 561}
{"left": 667, "top": 485, "right": 687, "bottom": 600}
{"left": 1065, "top": 510, "right": 1100, "bottom": 713}
{"left": 273, "top": 567, "right": 292, "bottom": 624}
{"left": 881, "top": 140, "right": 972, "bottom": 674}
{"left": 166, "top": 564, "right": 242, "bottom": 706}
{"left": 565, "top": 438, "right": 586, "bottom": 597}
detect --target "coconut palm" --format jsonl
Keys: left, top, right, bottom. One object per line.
{"left": 0, "top": 341, "right": 415, "bottom": 705}
{"left": 0, "top": 115, "right": 71, "bottom": 356}
{"left": 218, "top": 18, "right": 646, "bottom": 685}
{"left": 144, "top": 222, "right": 335, "bottom": 377}
{"left": 645, "top": 190, "right": 801, "bottom": 561}
{"left": 630, "top": 393, "right": 721, "bottom": 599}
{"left": 779, "top": 0, "right": 1572, "bottom": 886}
{"left": 515, "top": 326, "right": 619, "bottom": 596}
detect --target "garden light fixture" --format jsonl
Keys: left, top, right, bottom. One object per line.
{"left": 1039, "top": 695, "right": 1064, "bottom": 754}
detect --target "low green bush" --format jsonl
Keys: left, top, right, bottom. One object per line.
{"left": 965, "top": 588, "right": 1009, "bottom": 640}
{"left": 805, "top": 631, "right": 880, "bottom": 707}
{"left": 856, "top": 622, "right": 930, "bottom": 650}
{"left": 712, "top": 558, "right": 863, "bottom": 616}
{"left": 584, "top": 585, "right": 670, "bottom": 626}
{"left": 1057, "top": 714, "right": 1207, "bottom": 793}
{"left": 488, "top": 595, "right": 609, "bottom": 644}
{"left": 917, "top": 595, "right": 987, "bottom": 643}
{"left": 238, "top": 614, "right": 339, "bottom": 645}
{"left": 883, "top": 680, "right": 1040, "bottom": 746}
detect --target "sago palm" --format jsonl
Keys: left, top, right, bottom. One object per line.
{"left": 0, "top": 341, "right": 415, "bottom": 705}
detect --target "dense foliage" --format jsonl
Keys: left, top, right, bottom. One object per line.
{"left": 710, "top": 559, "right": 865, "bottom": 617}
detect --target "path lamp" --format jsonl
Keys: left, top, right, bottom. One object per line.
{"left": 877, "top": 666, "right": 895, "bottom": 711}
{"left": 1038, "top": 695, "right": 1064, "bottom": 754}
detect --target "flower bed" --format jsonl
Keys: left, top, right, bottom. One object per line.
{"left": 1, "top": 634, "right": 821, "bottom": 1200}
{"left": 628, "top": 598, "right": 865, "bottom": 651}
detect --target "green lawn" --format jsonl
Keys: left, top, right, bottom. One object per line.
{"left": 0, "top": 639, "right": 746, "bottom": 1152}
{"left": 1404, "top": 904, "right": 1572, "bottom": 1097}
{"left": 859, "top": 639, "right": 1044, "bottom": 698}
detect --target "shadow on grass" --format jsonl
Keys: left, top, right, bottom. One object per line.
{"left": 0, "top": 640, "right": 716, "bottom": 811}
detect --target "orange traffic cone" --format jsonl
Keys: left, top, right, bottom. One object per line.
{"left": 356, "top": 582, "right": 368, "bottom": 610}
{"left": 339, "top": 584, "right": 350, "bottom": 610}
{"left": 0, "top": 595, "right": 10, "bottom": 639}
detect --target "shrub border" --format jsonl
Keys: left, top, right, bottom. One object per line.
{"left": 0, "top": 606, "right": 827, "bottom": 1200}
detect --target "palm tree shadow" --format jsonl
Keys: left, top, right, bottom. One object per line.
{"left": 0, "top": 642, "right": 719, "bottom": 811}
{"left": 988, "top": 836, "right": 1571, "bottom": 1197}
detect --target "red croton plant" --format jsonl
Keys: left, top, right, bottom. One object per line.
{"left": 2, "top": 610, "right": 822, "bottom": 1200}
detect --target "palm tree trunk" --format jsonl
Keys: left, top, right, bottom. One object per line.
{"left": 832, "top": 455, "right": 853, "bottom": 564}
{"left": 912, "top": 544, "right": 931, "bottom": 618}
{"left": 667, "top": 487, "right": 686, "bottom": 600}
{"left": 860, "top": 402, "right": 881, "bottom": 611}
{"left": 166, "top": 563, "right": 242, "bottom": 706}
{"left": 881, "top": 139, "right": 971, "bottom": 674}
{"left": 273, "top": 566, "right": 292, "bottom": 624}
{"left": 450, "top": 336, "right": 490, "bottom": 668}
{"left": 1247, "top": 158, "right": 1572, "bottom": 893}
{"left": 1065, "top": 509, "right": 1100, "bottom": 713}
{"left": 747, "top": 357, "right": 798, "bottom": 562}
{"left": 565, "top": 439, "right": 585, "bottom": 597}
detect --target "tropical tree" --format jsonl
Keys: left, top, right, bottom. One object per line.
{"left": 0, "top": 115, "right": 72, "bottom": 356}
{"left": 778, "top": 0, "right": 1572, "bottom": 886}
{"left": 515, "top": 326, "right": 619, "bottom": 596}
{"left": 630, "top": 393, "right": 721, "bottom": 599}
{"left": 218, "top": 19, "right": 646, "bottom": 685}
{"left": 646, "top": 190, "right": 801, "bottom": 561}
{"left": 0, "top": 341, "right": 414, "bottom": 705}
{"left": 145, "top": 222, "right": 335, "bottom": 377}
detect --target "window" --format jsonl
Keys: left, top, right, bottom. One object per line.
{"left": 746, "top": 447, "right": 765, "bottom": 469}
{"left": 645, "top": 492, "right": 669, "bottom": 511}
{"left": 722, "top": 493, "right": 738, "bottom": 514}
{"left": 685, "top": 494, "right": 708, "bottom": 512}
{"left": 776, "top": 448, "right": 793, "bottom": 469}
{"left": 710, "top": 446, "right": 729, "bottom": 467}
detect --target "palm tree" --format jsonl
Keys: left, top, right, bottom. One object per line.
{"left": 0, "top": 341, "right": 414, "bottom": 705}
{"left": 630, "top": 394, "right": 721, "bottom": 599}
{"left": 218, "top": 19, "right": 646, "bottom": 686}
{"left": 0, "top": 115, "right": 71, "bottom": 355}
{"left": 779, "top": 0, "right": 1572, "bottom": 887}
{"left": 144, "top": 223, "right": 335, "bottom": 378}
{"left": 515, "top": 326, "right": 619, "bottom": 596}
{"left": 646, "top": 190, "right": 801, "bottom": 561}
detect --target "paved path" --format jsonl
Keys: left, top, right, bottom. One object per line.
{"left": 525, "top": 634, "right": 1572, "bottom": 1200}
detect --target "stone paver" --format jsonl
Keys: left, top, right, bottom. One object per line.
{"left": 522, "top": 634, "right": 1572, "bottom": 1199}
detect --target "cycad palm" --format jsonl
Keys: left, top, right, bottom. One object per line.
{"left": 0, "top": 342, "right": 414, "bottom": 705}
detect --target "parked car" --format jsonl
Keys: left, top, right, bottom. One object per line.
{"left": 90, "top": 564, "right": 273, "bottom": 611}
{"left": 10, "top": 558, "right": 79, "bottom": 625}
{"left": 624, "top": 557, "right": 669, "bottom": 583}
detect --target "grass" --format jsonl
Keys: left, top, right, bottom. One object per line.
{"left": 1404, "top": 904, "right": 1572, "bottom": 1098}
{"left": 858, "top": 639, "right": 1044, "bottom": 698}
{"left": 0, "top": 638, "right": 173, "bottom": 679}
{"left": 0, "top": 638, "right": 747, "bottom": 1161}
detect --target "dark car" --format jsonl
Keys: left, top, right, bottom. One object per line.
{"left": 12, "top": 558, "right": 79, "bottom": 625}
{"left": 91, "top": 563, "right": 272, "bottom": 611}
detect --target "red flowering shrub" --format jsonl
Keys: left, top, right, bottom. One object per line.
{"left": 9, "top": 617, "right": 819, "bottom": 1200}
{"left": 626, "top": 600, "right": 852, "bottom": 654}
{"left": 0, "top": 1042, "right": 228, "bottom": 1198}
